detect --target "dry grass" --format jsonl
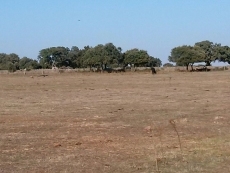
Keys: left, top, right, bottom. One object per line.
{"left": 0, "top": 71, "right": 230, "bottom": 173}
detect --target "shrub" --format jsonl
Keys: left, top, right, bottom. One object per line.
{"left": 7, "top": 63, "right": 17, "bottom": 72}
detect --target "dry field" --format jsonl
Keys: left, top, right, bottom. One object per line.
{"left": 0, "top": 71, "right": 230, "bottom": 173}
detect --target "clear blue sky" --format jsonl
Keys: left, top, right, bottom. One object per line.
{"left": 1, "top": 0, "right": 230, "bottom": 65}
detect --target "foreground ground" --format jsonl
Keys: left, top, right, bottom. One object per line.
{"left": 0, "top": 71, "right": 230, "bottom": 173}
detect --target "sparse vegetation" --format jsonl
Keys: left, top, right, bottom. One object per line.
{"left": 0, "top": 71, "right": 230, "bottom": 172}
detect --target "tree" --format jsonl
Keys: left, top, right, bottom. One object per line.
{"left": 37, "top": 48, "right": 53, "bottom": 68}
{"left": 82, "top": 43, "right": 123, "bottom": 69}
{"left": 7, "top": 62, "right": 17, "bottom": 72}
{"left": 71, "top": 46, "right": 92, "bottom": 68}
{"left": 8, "top": 53, "right": 20, "bottom": 64}
{"left": 215, "top": 46, "right": 230, "bottom": 64}
{"left": 0, "top": 53, "right": 20, "bottom": 71}
{"left": 50, "top": 47, "right": 70, "bottom": 67}
{"left": 19, "top": 57, "right": 40, "bottom": 69}
{"left": 104, "top": 43, "right": 123, "bottom": 66}
{"left": 82, "top": 47, "right": 100, "bottom": 68}
{"left": 169, "top": 45, "right": 205, "bottom": 70}
{"left": 163, "top": 63, "right": 174, "bottom": 67}
{"left": 93, "top": 44, "right": 109, "bottom": 68}
{"left": 0, "top": 53, "right": 8, "bottom": 70}
{"left": 38, "top": 47, "right": 70, "bottom": 68}
{"left": 68, "top": 46, "right": 80, "bottom": 68}
{"left": 19, "top": 57, "right": 32, "bottom": 69}
{"left": 124, "top": 49, "right": 149, "bottom": 67}
{"left": 195, "top": 40, "right": 220, "bottom": 66}
{"left": 148, "top": 56, "right": 162, "bottom": 67}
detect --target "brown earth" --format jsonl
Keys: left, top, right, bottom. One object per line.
{"left": 0, "top": 71, "right": 230, "bottom": 173}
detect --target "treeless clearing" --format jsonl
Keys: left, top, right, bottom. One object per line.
{"left": 0, "top": 71, "right": 230, "bottom": 173}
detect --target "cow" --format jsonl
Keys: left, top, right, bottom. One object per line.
{"left": 91, "top": 67, "right": 102, "bottom": 73}
{"left": 195, "top": 66, "right": 210, "bottom": 72}
{"left": 103, "top": 67, "right": 113, "bottom": 73}
{"left": 114, "top": 66, "right": 126, "bottom": 73}
{"left": 151, "top": 67, "right": 156, "bottom": 74}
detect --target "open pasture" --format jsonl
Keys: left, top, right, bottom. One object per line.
{"left": 0, "top": 71, "right": 230, "bottom": 173}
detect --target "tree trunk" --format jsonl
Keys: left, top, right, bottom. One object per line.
{"left": 190, "top": 63, "right": 194, "bottom": 71}
{"left": 205, "top": 61, "right": 211, "bottom": 66}
{"left": 186, "top": 64, "right": 189, "bottom": 71}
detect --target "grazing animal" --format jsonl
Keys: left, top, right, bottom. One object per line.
{"left": 151, "top": 67, "right": 156, "bottom": 74}
{"left": 195, "top": 66, "right": 210, "bottom": 72}
{"left": 91, "top": 67, "right": 102, "bottom": 72}
{"left": 103, "top": 66, "right": 126, "bottom": 73}
{"left": 115, "top": 66, "right": 126, "bottom": 73}
{"left": 103, "top": 67, "right": 113, "bottom": 73}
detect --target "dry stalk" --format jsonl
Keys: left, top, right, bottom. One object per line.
{"left": 155, "top": 125, "right": 164, "bottom": 157}
{"left": 153, "top": 123, "right": 167, "bottom": 172}
{"left": 154, "top": 144, "right": 163, "bottom": 173}
{"left": 169, "top": 119, "right": 182, "bottom": 152}
{"left": 155, "top": 148, "right": 160, "bottom": 172}
{"left": 169, "top": 76, "right": 172, "bottom": 86}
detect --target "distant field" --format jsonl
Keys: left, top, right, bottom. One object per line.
{"left": 0, "top": 71, "right": 230, "bottom": 173}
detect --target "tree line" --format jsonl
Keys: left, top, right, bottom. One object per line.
{"left": 0, "top": 53, "right": 40, "bottom": 72}
{"left": 1, "top": 40, "right": 230, "bottom": 72}
{"left": 168, "top": 40, "right": 230, "bottom": 70}
{"left": 38, "top": 43, "right": 162, "bottom": 70}
{"left": 0, "top": 43, "right": 161, "bottom": 72}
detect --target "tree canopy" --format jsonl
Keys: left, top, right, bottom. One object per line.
{"left": 38, "top": 47, "right": 70, "bottom": 68}
{"left": 215, "top": 45, "right": 230, "bottom": 64}
{"left": 169, "top": 45, "right": 205, "bottom": 70}
{"left": 169, "top": 40, "right": 230, "bottom": 70}
{"left": 194, "top": 40, "right": 220, "bottom": 66}
{"left": 19, "top": 57, "right": 41, "bottom": 70}
{"left": 37, "top": 43, "right": 162, "bottom": 69}
{"left": 1, "top": 40, "right": 230, "bottom": 72}
{"left": 163, "top": 63, "right": 174, "bottom": 67}
{"left": 0, "top": 53, "right": 20, "bottom": 71}
{"left": 124, "top": 49, "right": 149, "bottom": 67}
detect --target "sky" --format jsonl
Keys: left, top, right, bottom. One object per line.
{"left": 1, "top": 0, "right": 230, "bottom": 65}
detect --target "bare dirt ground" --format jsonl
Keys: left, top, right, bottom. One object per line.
{"left": 0, "top": 71, "right": 230, "bottom": 173}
